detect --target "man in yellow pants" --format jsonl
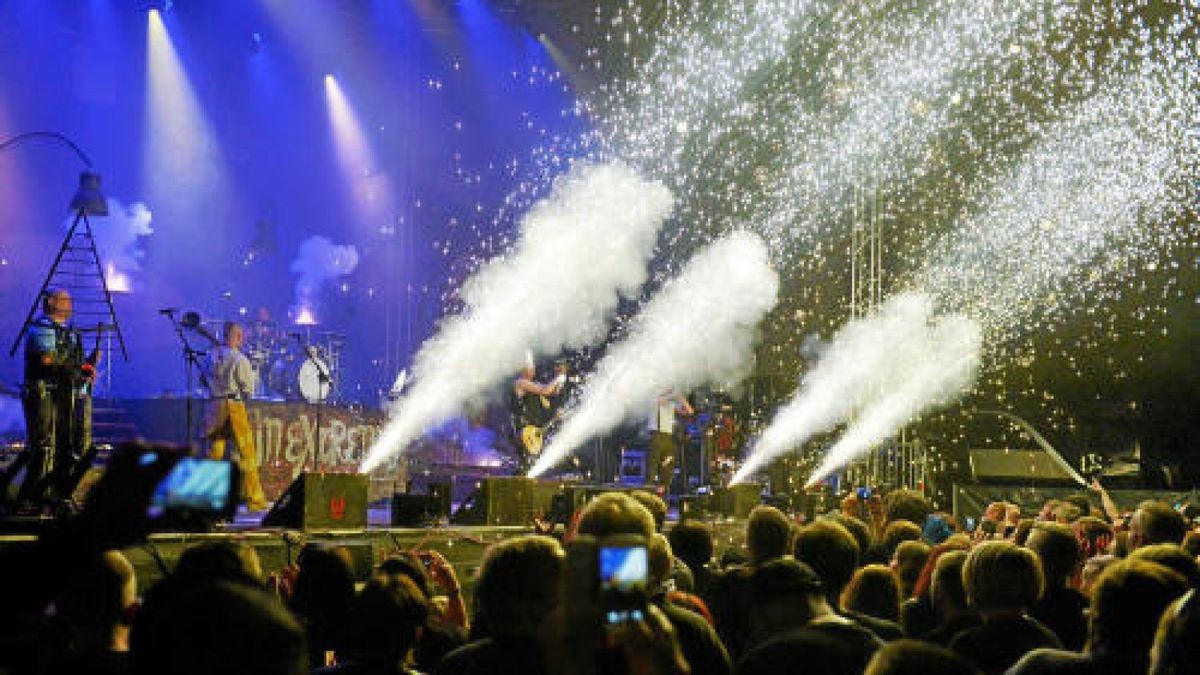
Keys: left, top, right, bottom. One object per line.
{"left": 203, "top": 322, "right": 267, "bottom": 511}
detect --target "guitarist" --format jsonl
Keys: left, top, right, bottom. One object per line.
{"left": 2, "top": 289, "right": 98, "bottom": 510}
{"left": 511, "top": 359, "right": 565, "bottom": 469}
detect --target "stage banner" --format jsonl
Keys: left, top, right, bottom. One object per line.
{"left": 113, "top": 399, "right": 394, "bottom": 501}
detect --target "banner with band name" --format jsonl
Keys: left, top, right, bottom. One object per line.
{"left": 112, "top": 398, "right": 394, "bottom": 500}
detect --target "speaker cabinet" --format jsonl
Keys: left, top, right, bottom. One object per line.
{"left": 262, "top": 473, "right": 368, "bottom": 530}
{"left": 451, "top": 477, "right": 559, "bottom": 526}
{"left": 715, "top": 483, "right": 763, "bottom": 519}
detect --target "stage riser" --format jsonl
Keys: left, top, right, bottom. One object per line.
{"left": 0, "top": 521, "right": 750, "bottom": 598}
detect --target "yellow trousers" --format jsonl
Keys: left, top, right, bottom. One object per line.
{"left": 205, "top": 399, "right": 267, "bottom": 511}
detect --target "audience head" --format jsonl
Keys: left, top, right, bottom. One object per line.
{"left": 864, "top": 639, "right": 981, "bottom": 675}
{"left": 794, "top": 519, "right": 859, "bottom": 606}
{"left": 921, "top": 515, "right": 954, "bottom": 545}
{"left": 1129, "top": 544, "right": 1200, "bottom": 588}
{"left": 289, "top": 545, "right": 356, "bottom": 618}
{"left": 1181, "top": 531, "right": 1200, "bottom": 560}
{"left": 56, "top": 550, "right": 138, "bottom": 653}
{"left": 911, "top": 537, "right": 971, "bottom": 600}
{"left": 377, "top": 553, "right": 435, "bottom": 601}
{"left": 841, "top": 564, "right": 902, "bottom": 623}
{"left": 1081, "top": 554, "right": 1117, "bottom": 597}
{"left": 746, "top": 504, "right": 794, "bottom": 564}
{"left": 648, "top": 533, "right": 674, "bottom": 591}
{"left": 1131, "top": 501, "right": 1188, "bottom": 549}
{"left": 1026, "top": 522, "right": 1082, "bottom": 589}
{"left": 1039, "top": 499, "right": 1062, "bottom": 521}
{"left": 474, "top": 534, "right": 564, "bottom": 639}
{"left": 631, "top": 490, "right": 668, "bottom": 533}
{"left": 350, "top": 574, "right": 428, "bottom": 664}
{"left": 667, "top": 520, "right": 715, "bottom": 573}
{"left": 174, "top": 542, "right": 263, "bottom": 588}
{"left": 576, "top": 492, "right": 655, "bottom": 539}
{"left": 1012, "top": 518, "right": 1035, "bottom": 546}
{"left": 884, "top": 490, "right": 933, "bottom": 528}
{"left": 930, "top": 550, "right": 970, "bottom": 616}
{"left": 962, "top": 541, "right": 1043, "bottom": 613}
{"left": 1151, "top": 589, "right": 1200, "bottom": 675}
{"left": 1088, "top": 559, "right": 1188, "bottom": 660}
{"left": 133, "top": 581, "right": 307, "bottom": 675}
{"left": 1074, "top": 516, "right": 1115, "bottom": 558}
{"left": 1055, "top": 502, "right": 1084, "bottom": 524}
{"left": 831, "top": 514, "right": 874, "bottom": 563}
{"left": 749, "top": 558, "right": 827, "bottom": 637}
{"left": 893, "top": 540, "right": 931, "bottom": 599}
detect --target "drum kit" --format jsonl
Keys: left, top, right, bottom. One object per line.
{"left": 242, "top": 320, "right": 345, "bottom": 403}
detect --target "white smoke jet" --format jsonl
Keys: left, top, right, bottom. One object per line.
{"left": 734, "top": 293, "right": 981, "bottom": 483}
{"left": 361, "top": 162, "right": 673, "bottom": 472}
{"left": 529, "top": 231, "right": 778, "bottom": 477}
{"left": 806, "top": 312, "right": 982, "bottom": 485}
{"left": 290, "top": 235, "right": 359, "bottom": 323}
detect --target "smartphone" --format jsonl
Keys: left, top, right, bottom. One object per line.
{"left": 965, "top": 517, "right": 977, "bottom": 533}
{"left": 598, "top": 541, "right": 649, "bottom": 626}
{"left": 856, "top": 486, "right": 872, "bottom": 500}
{"left": 147, "top": 457, "right": 236, "bottom": 519}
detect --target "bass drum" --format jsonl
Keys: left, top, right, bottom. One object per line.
{"left": 268, "top": 355, "right": 333, "bottom": 403}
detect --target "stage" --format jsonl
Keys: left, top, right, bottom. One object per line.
{"left": 0, "top": 511, "right": 754, "bottom": 598}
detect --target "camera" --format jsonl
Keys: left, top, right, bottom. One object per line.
{"left": 564, "top": 534, "right": 650, "bottom": 637}
{"left": 146, "top": 455, "right": 239, "bottom": 523}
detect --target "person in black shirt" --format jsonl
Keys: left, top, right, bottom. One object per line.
{"left": 736, "top": 558, "right": 882, "bottom": 675}
{"left": 1026, "top": 522, "right": 1088, "bottom": 651}
{"left": 435, "top": 535, "right": 563, "bottom": 675}
{"left": 949, "top": 542, "right": 1060, "bottom": 675}
{"left": 794, "top": 519, "right": 905, "bottom": 641}
{"left": 1008, "top": 559, "right": 1188, "bottom": 675}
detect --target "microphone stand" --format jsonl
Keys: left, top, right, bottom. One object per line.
{"left": 161, "top": 310, "right": 207, "bottom": 446}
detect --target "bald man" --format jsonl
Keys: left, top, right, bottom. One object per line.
{"left": 2, "top": 289, "right": 96, "bottom": 510}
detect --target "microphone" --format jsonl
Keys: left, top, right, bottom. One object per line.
{"left": 158, "top": 307, "right": 178, "bottom": 316}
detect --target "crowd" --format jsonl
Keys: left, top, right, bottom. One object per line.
{"left": 1, "top": 445, "right": 1199, "bottom": 675}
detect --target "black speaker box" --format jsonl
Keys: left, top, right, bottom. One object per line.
{"left": 262, "top": 473, "right": 368, "bottom": 530}
{"left": 451, "top": 477, "right": 560, "bottom": 526}
{"left": 715, "top": 483, "right": 763, "bottom": 519}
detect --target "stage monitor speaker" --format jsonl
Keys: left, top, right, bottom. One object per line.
{"left": 262, "top": 473, "right": 368, "bottom": 530}
{"left": 451, "top": 477, "right": 561, "bottom": 526}
{"left": 391, "top": 493, "right": 446, "bottom": 527}
{"left": 969, "top": 450, "right": 1077, "bottom": 484}
{"left": 715, "top": 483, "right": 763, "bottom": 519}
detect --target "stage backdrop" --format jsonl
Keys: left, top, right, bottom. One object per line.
{"left": 112, "top": 399, "right": 398, "bottom": 502}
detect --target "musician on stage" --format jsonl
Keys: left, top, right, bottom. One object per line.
{"left": 511, "top": 357, "right": 565, "bottom": 467}
{"left": 646, "top": 390, "right": 693, "bottom": 494}
{"left": 202, "top": 321, "right": 268, "bottom": 512}
{"left": 2, "top": 289, "right": 97, "bottom": 509}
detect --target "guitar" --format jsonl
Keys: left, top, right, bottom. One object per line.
{"left": 518, "top": 394, "right": 554, "bottom": 456}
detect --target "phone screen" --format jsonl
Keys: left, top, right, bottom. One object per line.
{"left": 599, "top": 545, "right": 648, "bottom": 625}
{"left": 148, "top": 458, "right": 233, "bottom": 518}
